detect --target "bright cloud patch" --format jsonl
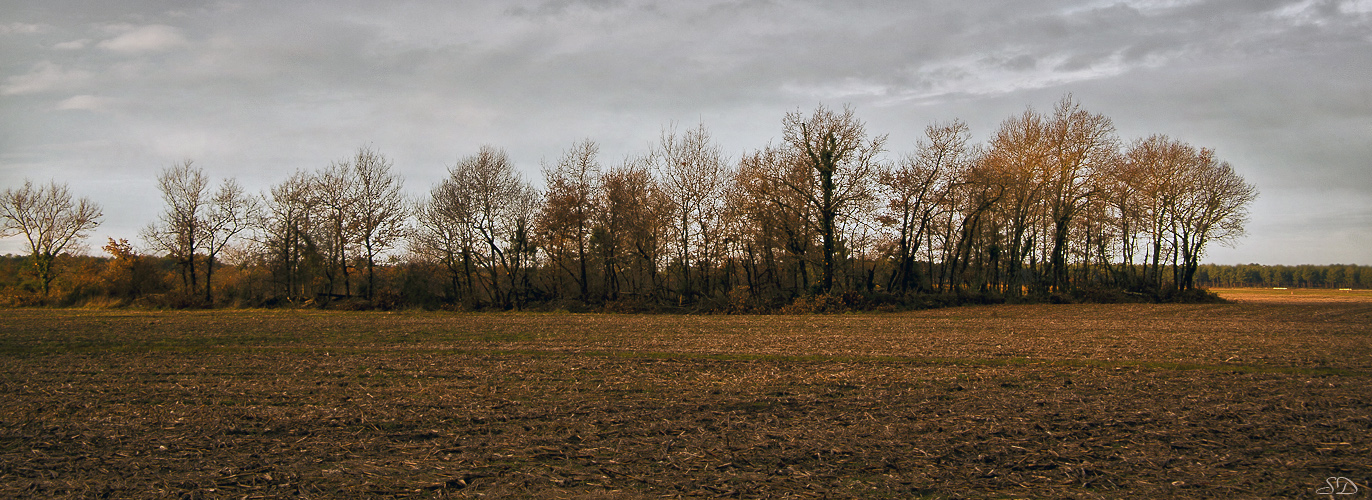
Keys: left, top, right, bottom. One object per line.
{"left": 1340, "top": 0, "right": 1372, "bottom": 14}
{"left": 885, "top": 49, "right": 1155, "bottom": 103}
{"left": 0, "top": 22, "right": 52, "bottom": 35}
{"left": 56, "top": 94, "right": 116, "bottom": 111}
{"left": 780, "top": 78, "right": 892, "bottom": 101}
{"left": 0, "top": 61, "right": 93, "bottom": 95}
{"left": 53, "top": 39, "right": 91, "bottom": 50}
{"left": 96, "top": 24, "right": 187, "bottom": 53}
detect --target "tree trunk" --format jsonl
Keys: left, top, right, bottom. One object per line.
{"left": 819, "top": 165, "right": 836, "bottom": 294}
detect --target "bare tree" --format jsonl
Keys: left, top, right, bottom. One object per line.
{"left": 976, "top": 98, "right": 1116, "bottom": 295}
{"left": 538, "top": 140, "right": 599, "bottom": 301}
{"left": 348, "top": 147, "right": 407, "bottom": 301}
{"left": 593, "top": 160, "right": 630, "bottom": 301}
{"left": 258, "top": 170, "right": 320, "bottom": 302}
{"left": 0, "top": 180, "right": 103, "bottom": 295}
{"left": 780, "top": 105, "right": 886, "bottom": 294}
{"left": 595, "top": 156, "right": 667, "bottom": 301}
{"left": 610, "top": 157, "right": 671, "bottom": 300}
{"left": 200, "top": 178, "right": 258, "bottom": 304}
{"left": 735, "top": 144, "right": 817, "bottom": 297}
{"left": 1118, "top": 134, "right": 1191, "bottom": 292}
{"left": 654, "top": 122, "right": 732, "bottom": 302}
{"left": 144, "top": 160, "right": 208, "bottom": 299}
{"left": 941, "top": 156, "right": 1005, "bottom": 293}
{"left": 982, "top": 108, "right": 1050, "bottom": 295}
{"left": 1173, "top": 150, "right": 1257, "bottom": 290}
{"left": 315, "top": 161, "right": 359, "bottom": 298}
{"left": 433, "top": 145, "right": 539, "bottom": 308}
{"left": 505, "top": 177, "right": 541, "bottom": 308}
{"left": 879, "top": 120, "right": 973, "bottom": 293}
{"left": 414, "top": 175, "right": 478, "bottom": 304}
{"left": 144, "top": 161, "right": 256, "bottom": 305}
{"left": 1042, "top": 96, "right": 1117, "bottom": 292}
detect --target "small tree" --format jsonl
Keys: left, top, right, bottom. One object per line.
{"left": 0, "top": 180, "right": 103, "bottom": 295}
{"left": 102, "top": 238, "right": 163, "bottom": 299}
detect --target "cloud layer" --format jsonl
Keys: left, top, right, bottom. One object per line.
{"left": 1, "top": 0, "right": 1369, "bottom": 264}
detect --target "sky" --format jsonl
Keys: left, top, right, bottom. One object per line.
{"left": 1, "top": 0, "right": 1369, "bottom": 265}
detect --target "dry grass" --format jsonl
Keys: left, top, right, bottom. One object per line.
{"left": 1212, "top": 287, "right": 1372, "bottom": 304}
{"left": 1, "top": 294, "right": 1369, "bottom": 498}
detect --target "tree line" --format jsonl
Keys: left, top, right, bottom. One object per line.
{"left": 2, "top": 98, "right": 1266, "bottom": 310}
{"left": 1193, "top": 264, "right": 1372, "bottom": 289}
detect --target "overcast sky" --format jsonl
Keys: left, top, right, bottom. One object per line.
{"left": 2, "top": 0, "right": 1369, "bottom": 264}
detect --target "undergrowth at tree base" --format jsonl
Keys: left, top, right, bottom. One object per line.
{"left": 1, "top": 286, "right": 1229, "bottom": 314}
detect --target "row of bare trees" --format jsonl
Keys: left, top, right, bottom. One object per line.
{"left": 2, "top": 98, "right": 1257, "bottom": 308}
{"left": 126, "top": 147, "right": 407, "bottom": 306}
{"left": 247, "top": 148, "right": 407, "bottom": 304}
{"left": 401, "top": 98, "right": 1252, "bottom": 309}
{"left": 870, "top": 97, "right": 1257, "bottom": 299}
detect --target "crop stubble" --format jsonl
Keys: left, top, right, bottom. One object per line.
{"left": 0, "top": 289, "right": 1368, "bottom": 498}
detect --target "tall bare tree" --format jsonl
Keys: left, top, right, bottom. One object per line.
{"left": 780, "top": 105, "right": 886, "bottom": 293}
{"left": 879, "top": 120, "right": 974, "bottom": 293}
{"left": 654, "top": 122, "right": 731, "bottom": 301}
{"left": 315, "top": 161, "right": 359, "bottom": 298}
{"left": 1042, "top": 96, "right": 1118, "bottom": 291}
{"left": 414, "top": 174, "right": 478, "bottom": 304}
{"left": 0, "top": 180, "right": 103, "bottom": 295}
{"left": 589, "top": 156, "right": 670, "bottom": 301}
{"left": 1118, "top": 134, "right": 1191, "bottom": 292}
{"left": 942, "top": 156, "right": 1005, "bottom": 293}
{"left": 348, "top": 147, "right": 407, "bottom": 301}
{"left": 734, "top": 145, "right": 812, "bottom": 298}
{"left": 1173, "top": 150, "right": 1257, "bottom": 290}
{"left": 259, "top": 170, "right": 321, "bottom": 302}
{"left": 144, "top": 161, "right": 256, "bottom": 304}
{"left": 506, "top": 176, "right": 541, "bottom": 307}
{"left": 539, "top": 140, "right": 599, "bottom": 301}
{"left": 200, "top": 178, "right": 257, "bottom": 304}
{"left": 593, "top": 160, "right": 632, "bottom": 301}
{"left": 433, "top": 145, "right": 539, "bottom": 308}
{"left": 144, "top": 160, "right": 209, "bottom": 299}
{"left": 983, "top": 109, "right": 1050, "bottom": 295}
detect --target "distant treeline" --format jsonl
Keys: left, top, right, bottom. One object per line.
{"left": 1193, "top": 264, "right": 1371, "bottom": 289}
{"left": 4, "top": 98, "right": 1265, "bottom": 311}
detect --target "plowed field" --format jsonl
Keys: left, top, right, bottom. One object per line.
{"left": 1, "top": 289, "right": 1368, "bottom": 498}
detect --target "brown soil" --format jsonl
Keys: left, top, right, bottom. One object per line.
{"left": 1, "top": 294, "right": 1368, "bottom": 498}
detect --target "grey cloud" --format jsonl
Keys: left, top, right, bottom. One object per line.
{"left": 53, "top": 39, "right": 90, "bottom": 50}
{"left": 95, "top": 24, "right": 187, "bottom": 53}
{"left": 0, "top": 0, "right": 1368, "bottom": 263}
{"left": 0, "top": 22, "right": 53, "bottom": 34}
{"left": 1, "top": 61, "right": 93, "bottom": 95}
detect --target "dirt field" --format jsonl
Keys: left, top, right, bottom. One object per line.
{"left": 1, "top": 289, "right": 1369, "bottom": 498}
